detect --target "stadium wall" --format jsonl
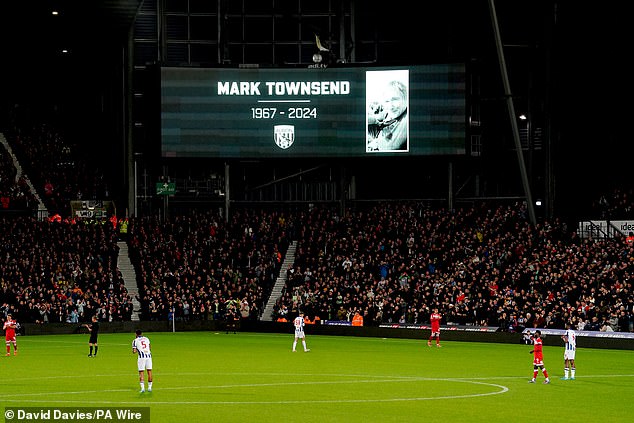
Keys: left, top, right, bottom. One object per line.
{"left": 21, "top": 321, "right": 634, "bottom": 351}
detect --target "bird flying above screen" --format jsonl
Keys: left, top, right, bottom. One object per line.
{"left": 315, "top": 34, "right": 329, "bottom": 52}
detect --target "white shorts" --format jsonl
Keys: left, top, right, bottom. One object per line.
{"left": 564, "top": 349, "right": 576, "bottom": 360}
{"left": 137, "top": 357, "right": 153, "bottom": 371}
{"left": 294, "top": 330, "right": 305, "bottom": 339}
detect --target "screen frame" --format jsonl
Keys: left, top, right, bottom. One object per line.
{"left": 160, "top": 64, "right": 467, "bottom": 159}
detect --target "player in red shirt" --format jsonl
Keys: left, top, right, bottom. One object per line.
{"left": 528, "top": 330, "right": 550, "bottom": 384}
{"left": 3, "top": 314, "right": 18, "bottom": 356}
{"left": 428, "top": 308, "right": 442, "bottom": 347}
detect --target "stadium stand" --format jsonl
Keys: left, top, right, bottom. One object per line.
{"left": 0, "top": 2, "right": 631, "bottom": 338}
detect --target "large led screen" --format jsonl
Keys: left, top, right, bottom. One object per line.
{"left": 161, "top": 64, "right": 466, "bottom": 158}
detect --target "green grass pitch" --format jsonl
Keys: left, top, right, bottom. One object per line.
{"left": 2, "top": 331, "right": 633, "bottom": 422}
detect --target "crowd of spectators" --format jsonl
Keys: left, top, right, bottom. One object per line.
{"left": 1, "top": 109, "right": 632, "bottom": 333}
{"left": 3, "top": 120, "right": 111, "bottom": 216}
{"left": 0, "top": 112, "right": 129, "bottom": 326}
{"left": 591, "top": 187, "right": 633, "bottom": 220}
{"left": 272, "top": 201, "right": 634, "bottom": 333}
{"left": 0, "top": 198, "right": 632, "bottom": 335}
{"left": 126, "top": 208, "right": 292, "bottom": 323}
{"left": 0, "top": 217, "right": 133, "bottom": 324}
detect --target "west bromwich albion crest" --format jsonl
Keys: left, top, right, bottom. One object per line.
{"left": 274, "top": 125, "right": 295, "bottom": 149}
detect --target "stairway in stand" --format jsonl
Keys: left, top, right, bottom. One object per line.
{"left": 117, "top": 241, "right": 142, "bottom": 321}
{"left": 260, "top": 241, "right": 297, "bottom": 321}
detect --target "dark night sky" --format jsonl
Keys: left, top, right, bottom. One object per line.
{"left": 551, "top": 2, "right": 629, "bottom": 206}
{"left": 0, "top": 1, "right": 626, "bottom": 139}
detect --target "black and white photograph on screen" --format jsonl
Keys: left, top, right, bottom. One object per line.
{"left": 366, "top": 69, "right": 409, "bottom": 152}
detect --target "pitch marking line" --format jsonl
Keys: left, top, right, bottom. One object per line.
{"left": 0, "top": 376, "right": 507, "bottom": 404}
{"left": 3, "top": 374, "right": 633, "bottom": 405}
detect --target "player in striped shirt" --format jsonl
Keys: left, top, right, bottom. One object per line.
{"left": 561, "top": 322, "right": 576, "bottom": 380}
{"left": 292, "top": 312, "right": 310, "bottom": 352}
{"left": 132, "top": 329, "right": 153, "bottom": 393}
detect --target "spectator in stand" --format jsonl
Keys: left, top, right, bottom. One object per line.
{"left": 585, "top": 316, "right": 601, "bottom": 331}
{"left": 617, "top": 309, "right": 631, "bottom": 332}
{"left": 591, "top": 187, "right": 634, "bottom": 220}
{"left": 497, "top": 312, "right": 510, "bottom": 332}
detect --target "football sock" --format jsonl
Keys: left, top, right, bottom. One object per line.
{"left": 543, "top": 369, "right": 549, "bottom": 379}
{"left": 533, "top": 370, "right": 538, "bottom": 379}
{"left": 302, "top": 340, "right": 307, "bottom": 351}
{"left": 571, "top": 368, "right": 575, "bottom": 378}
{"left": 140, "top": 382, "right": 145, "bottom": 390}
{"left": 94, "top": 346, "right": 98, "bottom": 355}
{"left": 148, "top": 382, "right": 153, "bottom": 390}
{"left": 564, "top": 368, "right": 569, "bottom": 378}
{"left": 292, "top": 341, "right": 297, "bottom": 351}
{"left": 89, "top": 346, "right": 93, "bottom": 355}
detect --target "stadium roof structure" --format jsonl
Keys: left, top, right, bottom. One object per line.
{"left": 0, "top": 1, "right": 630, "bottom": 221}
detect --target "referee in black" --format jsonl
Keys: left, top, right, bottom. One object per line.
{"left": 84, "top": 315, "right": 100, "bottom": 357}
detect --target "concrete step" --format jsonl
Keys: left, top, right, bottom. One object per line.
{"left": 117, "top": 241, "right": 142, "bottom": 321}
{"left": 260, "top": 240, "right": 297, "bottom": 321}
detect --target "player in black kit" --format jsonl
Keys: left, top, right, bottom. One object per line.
{"left": 84, "top": 315, "right": 100, "bottom": 357}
